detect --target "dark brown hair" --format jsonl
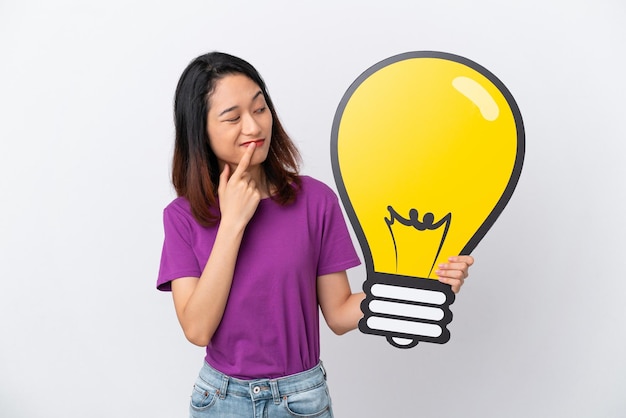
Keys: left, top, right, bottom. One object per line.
{"left": 172, "top": 52, "right": 301, "bottom": 226}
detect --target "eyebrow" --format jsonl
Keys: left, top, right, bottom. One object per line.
{"left": 218, "top": 91, "right": 264, "bottom": 117}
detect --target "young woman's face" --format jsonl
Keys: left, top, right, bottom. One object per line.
{"left": 206, "top": 74, "right": 273, "bottom": 172}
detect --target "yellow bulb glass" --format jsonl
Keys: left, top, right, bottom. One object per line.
{"left": 332, "top": 51, "right": 524, "bottom": 347}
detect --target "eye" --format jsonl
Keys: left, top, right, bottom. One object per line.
{"left": 225, "top": 116, "right": 240, "bottom": 122}
{"left": 254, "top": 106, "right": 267, "bottom": 114}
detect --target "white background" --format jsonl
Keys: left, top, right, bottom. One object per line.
{"left": 1, "top": 1, "right": 625, "bottom": 417}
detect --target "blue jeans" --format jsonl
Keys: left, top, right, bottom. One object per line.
{"left": 189, "top": 361, "right": 334, "bottom": 418}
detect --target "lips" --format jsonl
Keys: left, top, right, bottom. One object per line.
{"left": 241, "top": 139, "right": 265, "bottom": 147}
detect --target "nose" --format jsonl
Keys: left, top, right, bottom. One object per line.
{"left": 241, "top": 113, "right": 262, "bottom": 136}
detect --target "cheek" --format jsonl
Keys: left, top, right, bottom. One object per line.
{"left": 264, "top": 113, "right": 273, "bottom": 134}
{"left": 207, "top": 137, "right": 221, "bottom": 155}
{"left": 207, "top": 126, "right": 231, "bottom": 153}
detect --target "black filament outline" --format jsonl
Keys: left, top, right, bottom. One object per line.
{"left": 385, "top": 206, "right": 452, "bottom": 277}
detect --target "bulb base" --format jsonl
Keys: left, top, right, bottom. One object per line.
{"left": 359, "top": 272, "right": 455, "bottom": 347}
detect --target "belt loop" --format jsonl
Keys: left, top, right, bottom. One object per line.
{"left": 319, "top": 360, "right": 327, "bottom": 380}
{"left": 219, "top": 374, "right": 229, "bottom": 400}
{"left": 270, "top": 380, "right": 281, "bottom": 405}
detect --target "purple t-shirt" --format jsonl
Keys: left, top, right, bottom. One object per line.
{"left": 157, "top": 176, "right": 361, "bottom": 379}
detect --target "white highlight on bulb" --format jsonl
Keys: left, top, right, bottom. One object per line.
{"left": 452, "top": 76, "right": 499, "bottom": 121}
{"left": 371, "top": 283, "right": 446, "bottom": 305}
{"left": 367, "top": 317, "right": 443, "bottom": 338}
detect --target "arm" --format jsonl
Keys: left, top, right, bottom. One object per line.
{"left": 171, "top": 144, "right": 260, "bottom": 347}
{"left": 317, "top": 271, "right": 365, "bottom": 335}
{"left": 171, "top": 223, "right": 245, "bottom": 347}
{"left": 317, "top": 255, "right": 474, "bottom": 337}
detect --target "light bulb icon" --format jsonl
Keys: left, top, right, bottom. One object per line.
{"left": 331, "top": 51, "right": 524, "bottom": 348}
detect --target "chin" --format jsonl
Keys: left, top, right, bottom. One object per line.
{"left": 253, "top": 150, "right": 270, "bottom": 165}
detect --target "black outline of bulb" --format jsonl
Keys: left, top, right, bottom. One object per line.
{"left": 330, "top": 51, "right": 525, "bottom": 348}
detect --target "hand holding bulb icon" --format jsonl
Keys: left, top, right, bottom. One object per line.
{"left": 331, "top": 51, "right": 525, "bottom": 348}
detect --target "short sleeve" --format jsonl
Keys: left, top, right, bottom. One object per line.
{"left": 316, "top": 188, "right": 361, "bottom": 276}
{"left": 156, "top": 203, "right": 202, "bottom": 291}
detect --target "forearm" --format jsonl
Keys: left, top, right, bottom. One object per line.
{"left": 333, "top": 292, "right": 365, "bottom": 335}
{"left": 176, "top": 224, "right": 245, "bottom": 346}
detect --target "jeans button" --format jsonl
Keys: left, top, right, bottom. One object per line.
{"left": 253, "top": 386, "right": 261, "bottom": 394}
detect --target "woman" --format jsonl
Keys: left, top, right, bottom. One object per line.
{"left": 157, "top": 51, "right": 473, "bottom": 417}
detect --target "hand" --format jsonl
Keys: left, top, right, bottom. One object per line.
{"left": 436, "top": 255, "right": 474, "bottom": 294}
{"left": 217, "top": 143, "right": 261, "bottom": 229}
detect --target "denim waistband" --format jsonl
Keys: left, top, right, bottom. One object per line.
{"left": 198, "top": 361, "right": 327, "bottom": 404}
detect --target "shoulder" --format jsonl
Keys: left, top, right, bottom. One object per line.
{"left": 164, "top": 196, "right": 191, "bottom": 215}
{"left": 162, "top": 196, "right": 196, "bottom": 226}
{"left": 298, "top": 175, "right": 338, "bottom": 199}
{"left": 293, "top": 176, "right": 343, "bottom": 216}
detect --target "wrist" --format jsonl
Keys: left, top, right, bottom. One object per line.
{"left": 217, "top": 216, "right": 247, "bottom": 238}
